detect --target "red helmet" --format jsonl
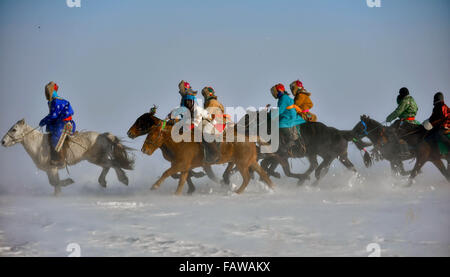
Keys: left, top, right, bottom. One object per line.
{"left": 295, "top": 80, "right": 303, "bottom": 88}
{"left": 275, "top": 83, "right": 285, "bottom": 92}
{"left": 184, "top": 82, "right": 191, "bottom": 89}
{"left": 54, "top": 83, "right": 59, "bottom": 92}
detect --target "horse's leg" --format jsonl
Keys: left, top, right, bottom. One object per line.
{"left": 312, "top": 157, "right": 333, "bottom": 186}
{"left": 98, "top": 167, "right": 110, "bottom": 188}
{"left": 298, "top": 155, "right": 318, "bottom": 186}
{"left": 221, "top": 162, "right": 235, "bottom": 186}
{"left": 234, "top": 163, "right": 251, "bottom": 194}
{"left": 175, "top": 171, "right": 189, "bottom": 195}
{"left": 431, "top": 159, "right": 450, "bottom": 182}
{"left": 277, "top": 156, "right": 304, "bottom": 179}
{"left": 151, "top": 165, "right": 184, "bottom": 190}
{"left": 338, "top": 153, "right": 357, "bottom": 173}
{"left": 266, "top": 157, "right": 281, "bottom": 178}
{"left": 203, "top": 165, "right": 219, "bottom": 183}
{"left": 408, "top": 158, "right": 426, "bottom": 186}
{"left": 113, "top": 167, "right": 129, "bottom": 186}
{"left": 186, "top": 174, "right": 196, "bottom": 195}
{"left": 250, "top": 162, "right": 275, "bottom": 190}
{"left": 46, "top": 168, "right": 74, "bottom": 196}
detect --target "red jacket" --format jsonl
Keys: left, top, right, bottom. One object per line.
{"left": 429, "top": 102, "right": 450, "bottom": 129}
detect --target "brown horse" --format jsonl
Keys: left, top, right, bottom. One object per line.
{"left": 136, "top": 109, "right": 274, "bottom": 195}
{"left": 127, "top": 109, "right": 219, "bottom": 194}
{"left": 395, "top": 122, "right": 450, "bottom": 185}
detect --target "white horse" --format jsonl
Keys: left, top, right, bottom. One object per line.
{"left": 1, "top": 119, "right": 135, "bottom": 195}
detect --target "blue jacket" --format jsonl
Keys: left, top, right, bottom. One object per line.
{"left": 39, "top": 97, "right": 76, "bottom": 135}
{"left": 277, "top": 93, "right": 306, "bottom": 128}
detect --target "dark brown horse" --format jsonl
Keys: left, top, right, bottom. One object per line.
{"left": 127, "top": 109, "right": 218, "bottom": 194}
{"left": 352, "top": 115, "right": 415, "bottom": 176}
{"left": 129, "top": 108, "right": 274, "bottom": 195}
{"left": 353, "top": 115, "right": 450, "bottom": 185}
{"left": 395, "top": 121, "right": 450, "bottom": 185}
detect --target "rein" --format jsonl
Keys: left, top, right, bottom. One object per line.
{"left": 7, "top": 126, "right": 41, "bottom": 143}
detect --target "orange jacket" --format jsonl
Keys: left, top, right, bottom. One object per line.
{"left": 294, "top": 91, "right": 314, "bottom": 111}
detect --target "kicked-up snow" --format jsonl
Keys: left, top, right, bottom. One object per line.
{"left": 0, "top": 162, "right": 449, "bottom": 257}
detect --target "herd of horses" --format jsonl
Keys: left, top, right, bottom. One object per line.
{"left": 2, "top": 106, "right": 449, "bottom": 196}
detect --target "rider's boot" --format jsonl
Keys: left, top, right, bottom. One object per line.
{"left": 50, "top": 147, "right": 64, "bottom": 167}
{"left": 203, "top": 140, "right": 220, "bottom": 164}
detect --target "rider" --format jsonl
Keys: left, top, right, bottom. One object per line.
{"left": 270, "top": 83, "right": 306, "bottom": 155}
{"left": 289, "top": 80, "right": 317, "bottom": 122}
{"left": 201, "top": 86, "right": 230, "bottom": 133}
{"left": 169, "top": 80, "right": 220, "bottom": 163}
{"left": 385, "top": 87, "right": 419, "bottom": 157}
{"left": 39, "top": 82, "right": 76, "bottom": 166}
{"left": 424, "top": 92, "right": 450, "bottom": 148}
{"left": 386, "top": 87, "right": 419, "bottom": 125}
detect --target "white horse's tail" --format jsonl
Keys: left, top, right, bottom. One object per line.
{"left": 103, "top": 133, "right": 135, "bottom": 170}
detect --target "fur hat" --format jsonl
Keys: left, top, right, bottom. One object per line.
{"left": 434, "top": 92, "right": 444, "bottom": 105}
{"left": 45, "top": 81, "right": 58, "bottom": 101}
{"left": 178, "top": 80, "right": 197, "bottom": 96}
{"left": 290, "top": 80, "right": 311, "bottom": 96}
{"left": 271, "top": 84, "right": 287, "bottom": 99}
{"left": 201, "top": 86, "right": 217, "bottom": 100}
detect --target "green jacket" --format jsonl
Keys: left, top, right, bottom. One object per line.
{"left": 386, "top": 95, "right": 418, "bottom": 123}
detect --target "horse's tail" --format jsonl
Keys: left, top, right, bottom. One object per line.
{"left": 104, "top": 133, "right": 135, "bottom": 170}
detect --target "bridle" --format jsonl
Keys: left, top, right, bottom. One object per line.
{"left": 6, "top": 126, "right": 40, "bottom": 144}
{"left": 144, "top": 120, "right": 166, "bottom": 149}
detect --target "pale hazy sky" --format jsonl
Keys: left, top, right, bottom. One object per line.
{"left": 0, "top": 0, "right": 449, "bottom": 188}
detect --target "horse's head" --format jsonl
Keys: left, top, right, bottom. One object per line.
{"left": 127, "top": 106, "right": 159, "bottom": 139}
{"left": 2, "top": 119, "right": 28, "bottom": 147}
{"left": 141, "top": 120, "right": 169, "bottom": 155}
{"left": 352, "top": 115, "right": 381, "bottom": 138}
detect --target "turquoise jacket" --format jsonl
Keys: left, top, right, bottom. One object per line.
{"left": 277, "top": 93, "right": 306, "bottom": 128}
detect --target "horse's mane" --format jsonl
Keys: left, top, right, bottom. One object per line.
{"left": 360, "top": 115, "right": 383, "bottom": 128}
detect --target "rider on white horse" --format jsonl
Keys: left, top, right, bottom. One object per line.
{"left": 39, "top": 82, "right": 76, "bottom": 166}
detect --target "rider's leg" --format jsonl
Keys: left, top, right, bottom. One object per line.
{"left": 49, "top": 133, "right": 64, "bottom": 167}
{"left": 202, "top": 138, "right": 220, "bottom": 164}
{"left": 438, "top": 128, "right": 450, "bottom": 148}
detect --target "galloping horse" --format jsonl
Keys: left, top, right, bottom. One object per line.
{"left": 352, "top": 115, "right": 414, "bottom": 176}
{"left": 1, "top": 119, "right": 135, "bottom": 195}
{"left": 395, "top": 121, "right": 450, "bottom": 185}
{"left": 131, "top": 108, "right": 274, "bottom": 195}
{"left": 227, "top": 111, "right": 372, "bottom": 186}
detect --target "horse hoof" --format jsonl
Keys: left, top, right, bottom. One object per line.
{"left": 150, "top": 185, "right": 159, "bottom": 191}
{"left": 220, "top": 179, "right": 230, "bottom": 187}
{"left": 121, "top": 178, "right": 129, "bottom": 186}
{"left": 272, "top": 172, "right": 281, "bottom": 179}
{"left": 297, "top": 176, "right": 309, "bottom": 186}
{"left": 99, "top": 180, "right": 107, "bottom": 188}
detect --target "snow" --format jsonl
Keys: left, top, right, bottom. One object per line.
{"left": 0, "top": 161, "right": 449, "bottom": 257}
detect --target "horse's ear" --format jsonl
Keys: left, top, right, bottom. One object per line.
{"left": 150, "top": 105, "right": 158, "bottom": 116}
{"left": 18, "top": 119, "right": 25, "bottom": 125}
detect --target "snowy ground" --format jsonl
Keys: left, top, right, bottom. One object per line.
{"left": 0, "top": 160, "right": 449, "bottom": 257}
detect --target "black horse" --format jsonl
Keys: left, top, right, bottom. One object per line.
{"left": 224, "top": 110, "right": 372, "bottom": 186}
{"left": 352, "top": 115, "right": 416, "bottom": 176}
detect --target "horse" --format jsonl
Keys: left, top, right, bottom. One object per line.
{"left": 1, "top": 119, "right": 135, "bottom": 195}
{"left": 224, "top": 110, "right": 372, "bottom": 186}
{"left": 394, "top": 121, "right": 450, "bottom": 185}
{"left": 135, "top": 108, "right": 274, "bottom": 195}
{"left": 352, "top": 115, "right": 415, "bottom": 176}
{"left": 127, "top": 109, "right": 220, "bottom": 194}
{"left": 261, "top": 122, "right": 372, "bottom": 186}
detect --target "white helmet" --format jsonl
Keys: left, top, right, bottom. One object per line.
{"left": 422, "top": 120, "right": 433, "bottom": 131}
